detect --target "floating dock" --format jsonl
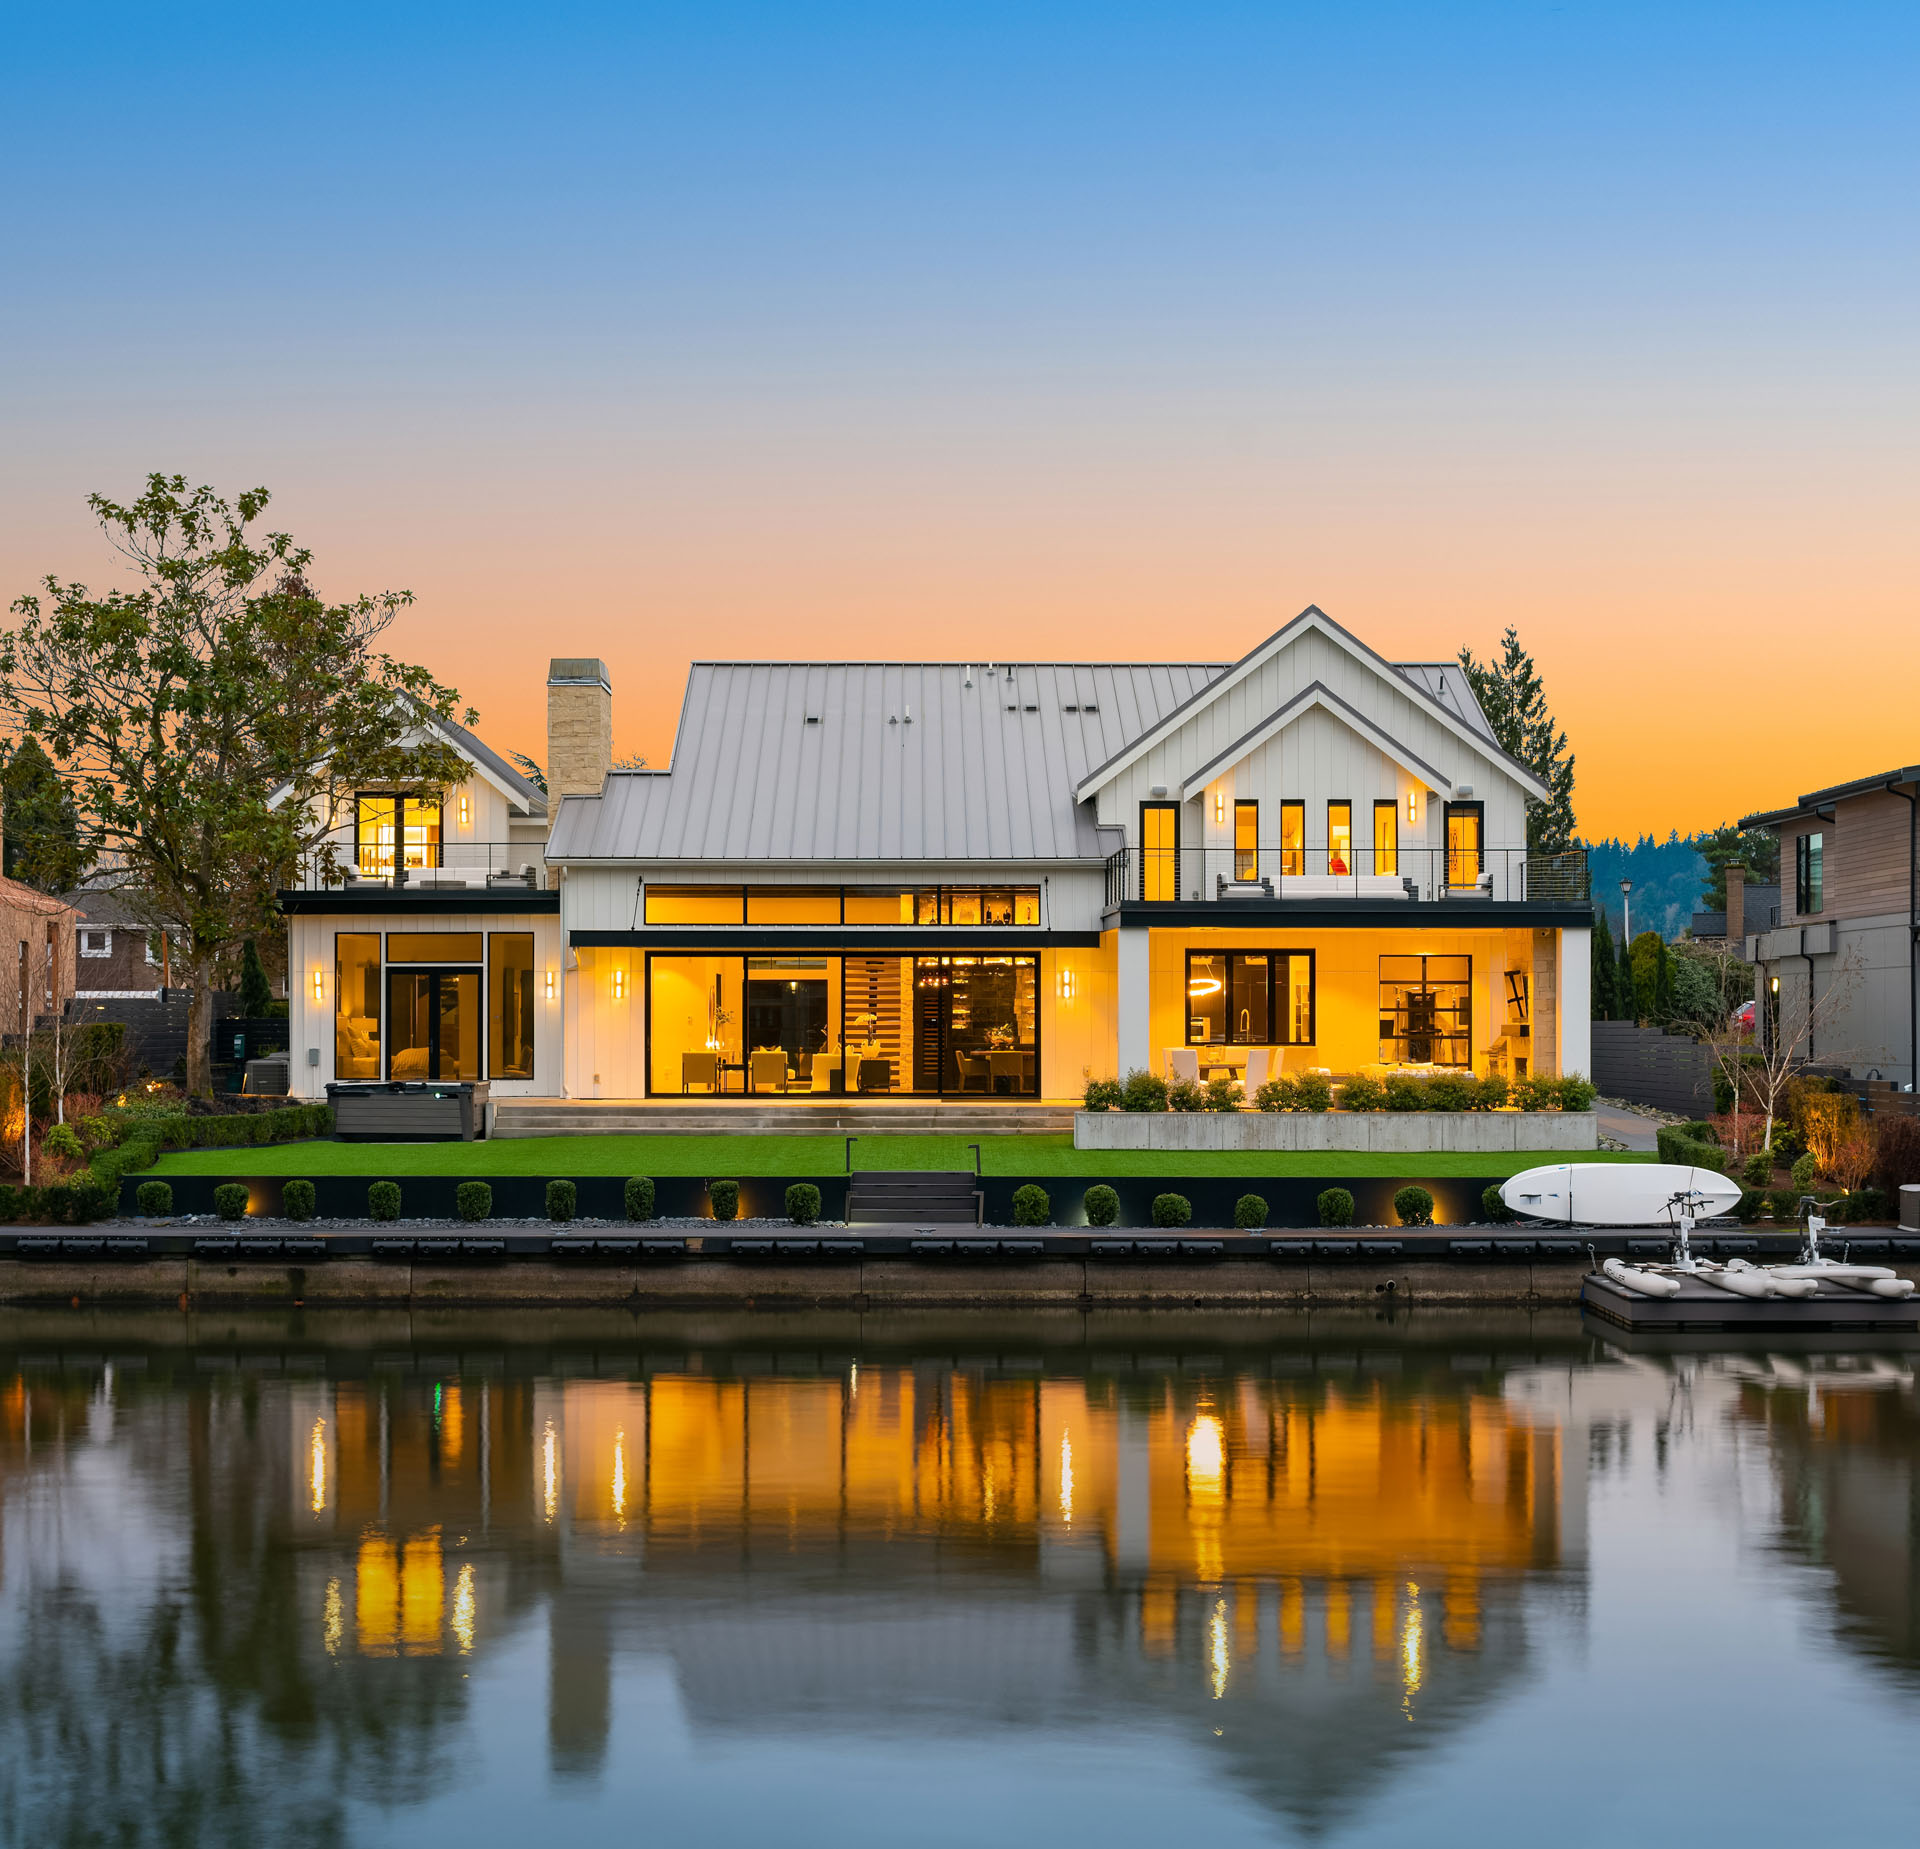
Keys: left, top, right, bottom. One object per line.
{"left": 1581, "top": 1270, "right": 1920, "bottom": 1334}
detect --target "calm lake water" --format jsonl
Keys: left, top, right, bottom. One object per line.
{"left": 2, "top": 1308, "right": 1916, "bottom": 1848}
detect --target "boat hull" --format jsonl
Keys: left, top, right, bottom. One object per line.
{"left": 1501, "top": 1162, "right": 1742, "bottom": 1226}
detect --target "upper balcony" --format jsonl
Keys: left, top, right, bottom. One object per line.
{"left": 280, "top": 839, "right": 553, "bottom": 912}
{"left": 1103, "top": 843, "right": 1589, "bottom": 913}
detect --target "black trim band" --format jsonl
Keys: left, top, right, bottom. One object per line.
{"left": 280, "top": 889, "right": 559, "bottom": 915}
{"left": 1105, "top": 900, "right": 1588, "bottom": 928}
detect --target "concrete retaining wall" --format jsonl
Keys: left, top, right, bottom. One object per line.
{"left": 1073, "top": 1110, "right": 1598, "bottom": 1152}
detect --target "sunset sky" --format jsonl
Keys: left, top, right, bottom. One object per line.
{"left": 3, "top": 2, "right": 1913, "bottom": 840}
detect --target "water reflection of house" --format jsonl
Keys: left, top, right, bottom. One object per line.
{"left": 277, "top": 1362, "right": 1577, "bottom": 1831}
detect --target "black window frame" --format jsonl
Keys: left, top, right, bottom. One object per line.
{"left": 1140, "top": 801, "right": 1181, "bottom": 902}
{"left": 1795, "top": 831, "right": 1824, "bottom": 916}
{"left": 1443, "top": 801, "right": 1485, "bottom": 887}
{"left": 1183, "top": 949, "right": 1317, "bottom": 1047}
{"left": 1373, "top": 799, "right": 1399, "bottom": 876}
{"left": 1233, "top": 800, "right": 1259, "bottom": 881}
{"left": 1327, "top": 799, "right": 1353, "bottom": 875}
{"left": 353, "top": 789, "right": 443, "bottom": 877}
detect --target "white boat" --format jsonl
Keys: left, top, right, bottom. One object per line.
{"left": 1501, "top": 1163, "right": 1743, "bottom": 1226}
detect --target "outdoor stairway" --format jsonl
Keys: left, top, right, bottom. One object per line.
{"left": 845, "top": 1170, "right": 982, "bottom": 1225}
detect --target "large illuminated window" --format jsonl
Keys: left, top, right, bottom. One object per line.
{"left": 488, "top": 933, "right": 534, "bottom": 1080}
{"left": 645, "top": 887, "right": 746, "bottom": 925}
{"left": 1141, "top": 803, "right": 1179, "bottom": 902}
{"left": 1328, "top": 802, "right": 1352, "bottom": 876}
{"left": 1445, "top": 803, "right": 1483, "bottom": 890}
{"left": 335, "top": 933, "right": 381, "bottom": 1078}
{"left": 1185, "top": 950, "right": 1314, "bottom": 1045}
{"left": 355, "top": 793, "right": 441, "bottom": 877}
{"left": 1379, "top": 954, "right": 1472, "bottom": 1067}
{"left": 1279, "top": 802, "right": 1305, "bottom": 878}
{"left": 1374, "top": 801, "right": 1398, "bottom": 876}
{"left": 1234, "top": 801, "right": 1258, "bottom": 880}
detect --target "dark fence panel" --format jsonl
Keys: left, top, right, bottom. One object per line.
{"left": 1591, "top": 1022, "right": 1712, "bottom": 1115}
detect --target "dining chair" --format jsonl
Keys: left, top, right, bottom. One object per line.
{"left": 1242, "top": 1047, "right": 1275, "bottom": 1095}
{"left": 1166, "top": 1046, "right": 1199, "bottom": 1085}
{"left": 954, "top": 1050, "right": 990, "bottom": 1092}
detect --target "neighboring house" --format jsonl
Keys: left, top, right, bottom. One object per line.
{"left": 1740, "top": 765, "right": 1920, "bottom": 1090}
{"left": 1688, "top": 871, "right": 1781, "bottom": 947}
{"left": 66, "top": 888, "right": 172, "bottom": 998}
{"left": 0, "top": 875, "right": 80, "bottom": 1036}
{"left": 279, "top": 609, "right": 1593, "bottom": 1102}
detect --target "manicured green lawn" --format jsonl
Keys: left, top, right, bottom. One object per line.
{"left": 153, "top": 1133, "right": 1652, "bottom": 1180}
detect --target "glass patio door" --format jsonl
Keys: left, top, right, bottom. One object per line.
{"left": 386, "top": 969, "right": 479, "bottom": 1080}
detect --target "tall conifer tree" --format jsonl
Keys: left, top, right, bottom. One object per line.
{"left": 1458, "top": 627, "right": 1577, "bottom": 854}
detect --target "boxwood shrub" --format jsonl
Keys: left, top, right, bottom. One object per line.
{"left": 135, "top": 1179, "right": 174, "bottom": 1217}
{"left": 1481, "top": 1183, "right": 1512, "bottom": 1223}
{"left": 282, "top": 1179, "right": 317, "bottom": 1222}
{"left": 1151, "top": 1192, "right": 1192, "bottom": 1228}
{"left": 1317, "top": 1187, "right": 1354, "bottom": 1227}
{"left": 1293, "top": 1073, "right": 1333, "bottom": 1112}
{"left": 208, "top": 1181, "right": 245, "bottom": 1221}
{"left": 1233, "top": 1192, "right": 1268, "bottom": 1229}
{"left": 368, "top": 1181, "right": 402, "bottom": 1222}
{"left": 1011, "top": 1183, "right": 1051, "bottom": 1226}
{"left": 1083, "top": 1184, "right": 1120, "bottom": 1227}
{"left": 457, "top": 1181, "right": 493, "bottom": 1223}
{"left": 1392, "top": 1185, "right": 1435, "bottom": 1227}
{"left": 1167, "top": 1079, "right": 1206, "bottom": 1113}
{"left": 624, "top": 1176, "right": 656, "bottom": 1221}
{"left": 546, "top": 1179, "right": 577, "bottom": 1222}
{"left": 786, "top": 1183, "right": 821, "bottom": 1226}
{"left": 709, "top": 1178, "right": 740, "bottom": 1222}
{"left": 1743, "top": 1149, "right": 1775, "bottom": 1188}
{"left": 1339, "top": 1074, "right": 1387, "bottom": 1112}
{"left": 1082, "top": 1077, "right": 1123, "bottom": 1112}
{"left": 1121, "top": 1069, "right": 1169, "bottom": 1112}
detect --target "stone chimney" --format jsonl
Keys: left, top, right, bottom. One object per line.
{"left": 545, "top": 659, "right": 613, "bottom": 817}
{"left": 1725, "top": 866, "right": 1746, "bottom": 941}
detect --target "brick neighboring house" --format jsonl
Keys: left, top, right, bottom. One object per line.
{"left": 1740, "top": 764, "right": 1919, "bottom": 1092}
{"left": 0, "top": 875, "right": 80, "bottom": 1035}
{"left": 66, "top": 888, "right": 176, "bottom": 999}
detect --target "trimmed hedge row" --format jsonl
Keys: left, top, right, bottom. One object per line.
{"left": 1089, "top": 1070, "right": 1599, "bottom": 1114}
{"left": 1655, "top": 1126, "right": 1732, "bottom": 1174}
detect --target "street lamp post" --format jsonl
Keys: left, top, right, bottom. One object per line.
{"left": 1620, "top": 878, "right": 1632, "bottom": 948}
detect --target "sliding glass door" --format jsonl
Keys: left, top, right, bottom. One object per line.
{"left": 386, "top": 969, "right": 480, "bottom": 1080}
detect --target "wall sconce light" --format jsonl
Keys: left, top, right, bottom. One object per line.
{"left": 458, "top": 793, "right": 471, "bottom": 829}
{"left": 545, "top": 968, "right": 556, "bottom": 1001}
{"left": 1213, "top": 789, "right": 1225, "bottom": 825}
{"left": 1770, "top": 975, "right": 1779, "bottom": 993}
{"left": 1405, "top": 788, "right": 1420, "bottom": 827}
{"left": 1059, "top": 968, "right": 1076, "bottom": 1002}
{"left": 612, "top": 968, "right": 627, "bottom": 1002}
{"left": 311, "top": 968, "right": 324, "bottom": 1003}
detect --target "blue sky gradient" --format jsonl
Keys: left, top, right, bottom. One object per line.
{"left": 3, "top": 3, "right": 1914, "bottom": 830}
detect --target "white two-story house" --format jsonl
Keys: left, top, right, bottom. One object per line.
{"left": 279, "top": 608, "right": 1591, "bottom": 1107}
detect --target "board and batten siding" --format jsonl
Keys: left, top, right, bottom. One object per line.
{"left": 1089, "top": 627, "right": 1530, "bottom": 855}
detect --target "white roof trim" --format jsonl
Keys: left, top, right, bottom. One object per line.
{"left": 1075, "top": 605, "right": 1550, "bottom": 805}
{"left": 1178, "top": 681, "right": 1456, "bottom": 801}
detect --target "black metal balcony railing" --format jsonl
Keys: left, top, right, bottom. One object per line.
{"left": 290, "top": 841, "right": 545, "bottom": 891}
{"left": 1102, "top": 844, "right": 1589, "bottom": 908}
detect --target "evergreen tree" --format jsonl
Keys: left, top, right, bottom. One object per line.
{"left": 1697, "top": 822, "right": 1780, "bottom": 911}
{"left": 1, "top": 735, "right": 91, "bottom": 891}
{"left": 238, "top": 939, "right": 275, "bottom": 1016}
{"left": 1458, "top": 627, "right": 1577, "bottom": 854}
{"left": 1590, "top": 904, "right": 1617, "bottom": 1019}
{"left": 1617, "top": 931, "right": 1637, "bottom": 1023}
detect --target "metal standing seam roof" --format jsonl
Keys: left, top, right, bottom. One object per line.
{"left": 549, "top": 661, "right": 1227, "bottom": 862}
{"left": 548, "top": 651, "right": 1508, "bottom": 864}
